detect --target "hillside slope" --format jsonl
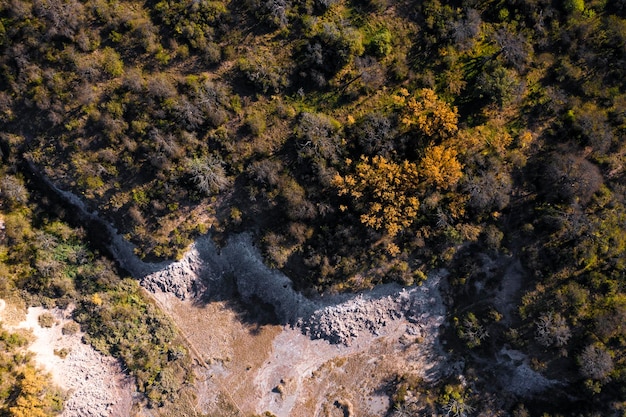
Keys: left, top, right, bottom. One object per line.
{"left": 1, "top": 0, "right": 626, "bottom": 415}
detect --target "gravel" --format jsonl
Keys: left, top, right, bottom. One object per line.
{"left": 0, "top": 305, "right": 134, "bottom": 417}
{"left": 140, "top": 233, "right": 447, "bottom": 346}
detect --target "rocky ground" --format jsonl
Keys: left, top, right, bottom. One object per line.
{"left": 0, "top": 223, "right": 557, "bottom": 417}
{"left": 0, "top": 224, "right": 556, "bottom": 416}
{"left": 11, "top": 184, "right": 454, "bottom": 416}
{"left": 0, "top": 302, "right": 134, "bottom": 417}
{"left": 140, "top": 234, "right": 450, "bottom": 416}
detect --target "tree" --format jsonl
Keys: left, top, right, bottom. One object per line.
{"left": 565, "top": 0, "right": 585, "bottom": 13}
{"left": 8, "top": 366, "right": 57, "bottom": 417}
{"left": 476, "top": 64, "right": 523, "bottom": 108}
{"left": 398, "top": 88, "right": 458, "bottom": 140}
{"left": 248, "top": 0, "right": 290, "bottom": 28}
{"left": 294, "top": 112, "right": 341, "bottom": 163}
{"left": 535, "top": 312, "right": 571, "bottom": 347}
{"left": 419, "top": 145, "right": 463, "bottom": 190}
{"left": 541, "top": 153, "right": 603, "bottom": 205}
{"left": 450, "top": 8, "right": 481, "bottom": 51}
{"left": 351, "top": 112, "right": 397, "bottom": 158}
{"left": 185, "top": 154, "right": 231, "bottom": 195}
{"left": 332, "top": 156, "right": 420, "bottom": 236}
{"left": 494, "top": 27, "right": 531, "bottom": 71}
{"left": 0, "top": 175, "right": 28, "bottom": 207}
{"left": 579, "top": 344, "right": 613, "bottom": 381}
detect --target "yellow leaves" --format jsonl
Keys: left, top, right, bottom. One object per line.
{"left": 420, "top": 145, "right": 463, "bottom": 190}
{"left": 9, "top": 366, "right": 54, "bottom": 417}
{"left": 386, "top": 242, "right": 401, "bottom": 257}
{"left": 518, "top": 130, "right": 534, "bottom": 149}
{"left": 333, "top": 155, "right": 420, "bottom": 237}
{"left": 400, "top": 88, "right": 459, "bottom": 139}
{"left": 91, "top": 293, "right": 103, "bottom": 306}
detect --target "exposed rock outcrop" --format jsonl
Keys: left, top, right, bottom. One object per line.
{"left": 141, "top": 234, "right": 447, "bottom": 345}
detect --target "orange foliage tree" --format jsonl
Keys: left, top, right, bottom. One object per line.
{"left": 420, "top": 145, "right": 463, "bottom": 190}
{"left": 332, "top": 156, "right": 420, "bottom": 236}
{"left": 8, "top": 366, "right": 56, "bottom": 417}
{"left": 398, "top": 88, "right": 459, "bottom": 139}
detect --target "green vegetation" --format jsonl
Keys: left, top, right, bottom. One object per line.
{"left": 0, "top": 0, "right": 625, "bottom": 414}
{"left": 0, "top": 169, "right": 191, "bottom": 409}
{"left": 0, "top": 327, "right": 63, "bottom": 416}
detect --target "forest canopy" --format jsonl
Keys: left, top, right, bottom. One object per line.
{"left": 1, "top": 0, "right": 626, "bottom": 415}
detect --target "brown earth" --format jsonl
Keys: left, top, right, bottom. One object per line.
{"left": 138, "top": 236, "right": 449, "bottom": 417}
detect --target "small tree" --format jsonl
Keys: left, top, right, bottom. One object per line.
{"left": 458, "top": 312, "right": 488, "bottom": 348}
{"left": 186, "top": 155, "right": 231, "bottom": 195}
{"left": 333, "top": 156, "right": 420, "bottom": 236}
{"left": 535, "top": 312, "right": 571, "bottom": 347}
{"left": 399, "top": 88, "right": 458, "bottom": 140}
{"left": 294, "top": 112, "right": 341, "bottom": 163}
{"left": 579, "top": 344, "right": 613, "bottom": 380}
{"left": 0, "top": 175, "right": 29, "bottom": 207}
{"left": 420, "top": 145, "right": 463, "bottom": 190}
{"left": 565, "top": 0, "right": 585, "bottom": 13}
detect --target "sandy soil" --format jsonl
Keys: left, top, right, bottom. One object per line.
{"left": 0, "top": 302, "right": 134, "bottom": 417}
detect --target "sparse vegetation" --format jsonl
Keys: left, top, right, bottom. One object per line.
{"left": 36, "top": 313, "right": 55, "bottom": 328}
{"left": 0, "top": 327, "right": 63, "bottom": 416}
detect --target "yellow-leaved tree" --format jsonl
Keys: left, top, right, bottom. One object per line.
{"left": 398, "top": 88, "right": 459, "bottom": 139}
{"left": 332, "top": 156, "right": 420, "bottom": 236}
{"left": 420, "top": 145, "right": 463, "bottom": 190}
{"left": 8, "top": 366, "right": 55, "bottom": 417}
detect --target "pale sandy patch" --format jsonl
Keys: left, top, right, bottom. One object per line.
{"left": 0, "top": 302, "right": 134, "bottom": 417}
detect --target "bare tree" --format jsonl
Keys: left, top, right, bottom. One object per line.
{"left": 444, "top": 397, "right": 475, "bottom": 417}
{"left": 494, "top": 27, "right": 531, "bottom": 72}
{"left": 535, "top": 312, "right": 571, "bottom": 347}
{"left": 451, "top": 8, "right": 482, "bottom": 51}
{"left": 186, "top": 155, "right": 231, "bottom": 195}
{"left": 579, "top": 344, "right": 614, "bottom": 380}
{"left": 0, "top": 175, "right": 28, "bottom": 207}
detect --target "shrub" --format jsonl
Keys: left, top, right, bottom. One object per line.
{"left": 62, "top": 321, "right": 80, "bottom": 336}
{"left": 185, "top": 155, "right": 231, "bottom": 195}
{"left": 54, "top": 347, "right": 70, "bottom": 358}
{"left": 245, "top": 112, "right": 267, "bottom": 136}
{"left": 38, "top": 312, "right": 56, "bottom": 328}
{"left": 367, "top": 28, "right": 392, "bottom": 57}
{"left": 238, "top": 51, "right": 290, "bottom": 94}
{"left": 298, "top": 21, "right": 364, "bottom": 86}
